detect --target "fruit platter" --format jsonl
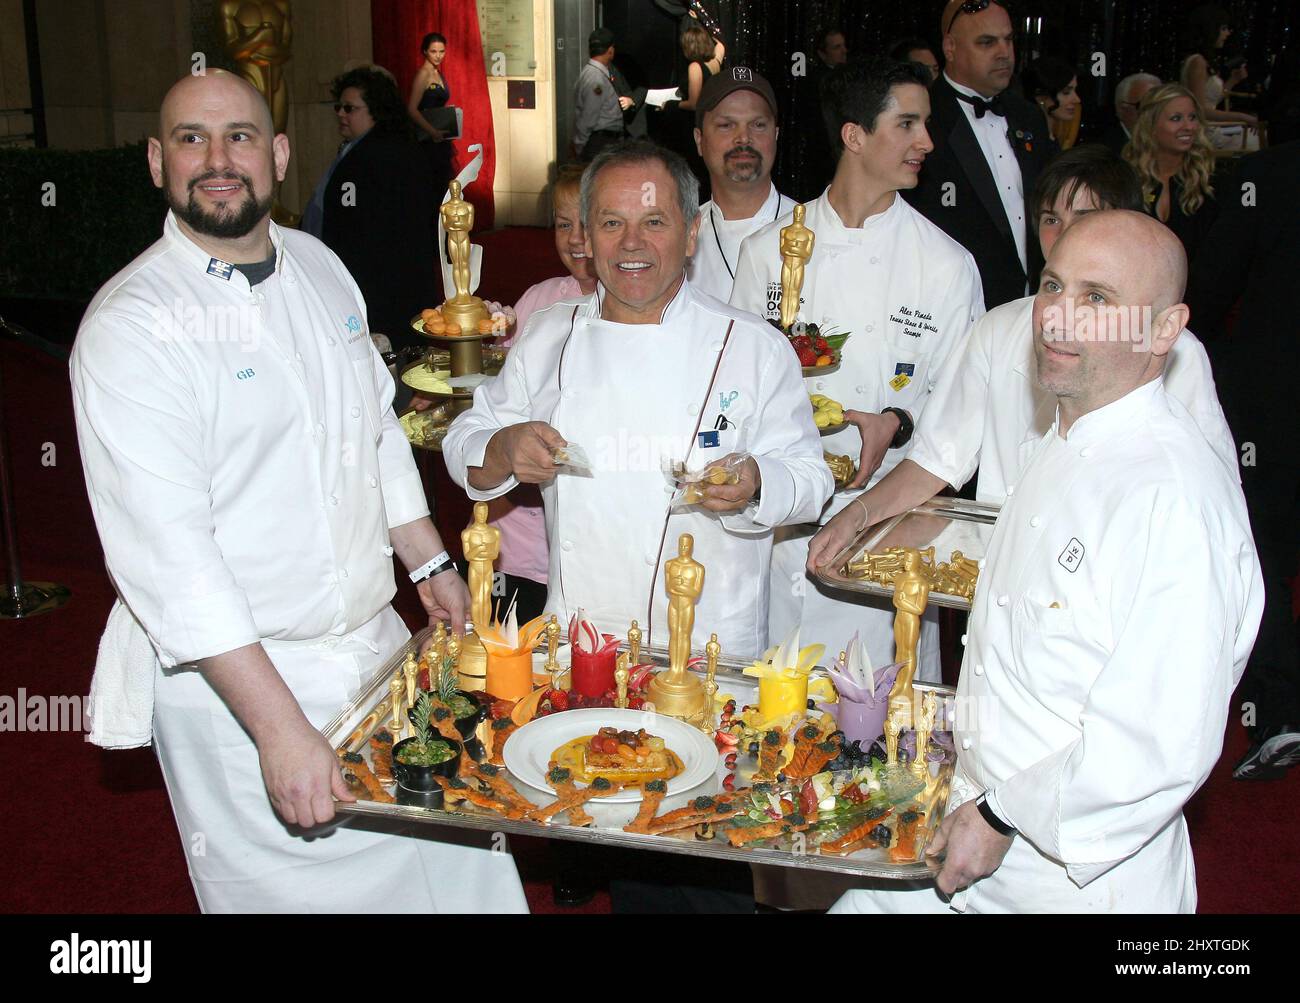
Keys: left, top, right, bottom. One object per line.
{"left": 770, "top": 319, "right": 848, "bottom": 376}
{"left": 323, "top": 623, "right": 958, "bottom": 879}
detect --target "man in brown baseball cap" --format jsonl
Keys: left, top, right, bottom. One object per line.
{"left": 688, "top": 67, "right": 795, "bottom": 300}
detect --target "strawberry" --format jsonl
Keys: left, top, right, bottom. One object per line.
{"left": 549, "top": 689, "right": 569, "bottom": 711}
{"left": 792, "top": 334, "right": 812, "bottom": 351}
{"left": 797, "top": 347, "right": 818, "bottom": 367}
{"left": 813, "top": 337, "right": 829, "bottom": 354}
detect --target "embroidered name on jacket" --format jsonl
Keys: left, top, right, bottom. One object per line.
{"left": 889, "top": 304, "right": 937, "bottom": 337}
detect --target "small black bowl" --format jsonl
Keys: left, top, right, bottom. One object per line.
{"left": 391, "top": 736, "right": 462, "bottom": 793}
{"left": 408, "top": 691, "right": 486, "bottom": 742}
{"left": 395, "top": 785, "right": 445, "bottom": 811}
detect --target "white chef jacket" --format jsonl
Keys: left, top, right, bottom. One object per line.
{"left": 908, "top": 295, "right": 1241, "bottom": 502}
{"left": 730, "top": 191, "right": 984, "bottom": 672}
{"left": 835, "top": 379, "right": 1263, "bottom": 914}
{"left": 946, "top": 73, "right": 1028, "bottom": 278}
{"left": 71, "top": 212, "right": 526, "bottom": 913}
{"left": 441, "top": 277, "right": 833, "bottom": 660}
{"left": 687, "top": 185, "right": 795, "bottom": 302}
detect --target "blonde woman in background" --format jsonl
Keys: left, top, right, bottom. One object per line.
{"left": 1124, "top": 83, "right": 1219, "bottom": 266}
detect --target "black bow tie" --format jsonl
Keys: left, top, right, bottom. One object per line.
{"left": 956, "top": 91, "right": 1006, "bottom": 119}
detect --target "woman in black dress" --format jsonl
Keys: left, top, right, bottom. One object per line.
{"left": 406, "top": 31, "right": 454, "bottom": 206}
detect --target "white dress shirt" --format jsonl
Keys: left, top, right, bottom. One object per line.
{"left": 688, "top": 184, "right": 795, "bottom": 302}
{"left": 945, "top": 72, "right": 1028, "bottom": 278}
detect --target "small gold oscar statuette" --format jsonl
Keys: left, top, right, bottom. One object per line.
{"left": 439, "top": 180, "right": 489, "bottom": 335}
{"left": 402, "top": 651, "right": 419, "bottom": 709}
{"left": 627, "top": 619, "right": 642, "bottom": 667}
{"left": 543, "top": 614, "right": 562, "bottom": 687}
{"left": 388, "top": 674, "right": 405, "bottom": 736}
{"left": 702, "top": 633, "right": 721, "bottom": 734}
{"left": 646, "top": 534, "right": 707, "bottom": 724}
{"left": 614, "top": 652, "right": 630, "bottom": 710}
{"left": 885, "top": 548, "right": 931, "bottom": 767}
{"left": 457, "top": 503, "right": 497, "bottom": 689}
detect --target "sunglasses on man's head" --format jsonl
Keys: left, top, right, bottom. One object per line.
{"left": 946, "top": 0, "right": 993, "bottom": 34}
{"left": 334, "top": 103, "right": 366, "bottom": 114}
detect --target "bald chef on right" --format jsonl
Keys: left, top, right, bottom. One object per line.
{"left": 832, "top": 210, "right": 1263, "bottom": 914}
{"left": 442, "top": 141, "right": 832, "bottom": 659}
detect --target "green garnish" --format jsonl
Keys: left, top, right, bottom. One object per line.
{"left": 448, "top": 777, "right": 469, "bottom": 790}
{"left": 448, "top": 693, "right": 478, "bottom": 720}
{"left": 644, "top": 780, "right": 668, "bottom": 794}
{"left": 342, "top": 751, "right": 363, "bottom": 764}
{"left": 432, "top": 706, "right": 451, "bottom": 722}
{"left": 693, "top": 796, "right": 716, "bottom": 810}
{"left": 547, "top": 766, "right": 571, "bottom": 784}
{"left": 491, "top": 718, "right": 515, "bottom": 731}
{"left": 591, "top": 777, "right": 612, "bottom": 791}
{"left": 901, "top": 809, "right": 919, "bottom": 824}
{"left": 786, "top": 813, "right": 807, "bottom": 827}
{"left": 394, "top": 740, "right": 455, "bottom": 767}
{"left": 477, "top": 763, "right": 500, "bottom": 777}
{"left": 763, "top": 730, "right": 782, "bottom": 746}
{"left": 802, "top": 725, "right": 819, "bottom": 739}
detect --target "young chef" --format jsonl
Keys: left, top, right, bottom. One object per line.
{"left": 807, "top": 144, "right": 1238, "bottom": 569}
{"left": 686, "top": 66, "right": 795, "bottom": 301}
{"left": 442, "top": 140, "right": 833, "bottom": 661}
{"left": 71, "top": 71, "right": 527, "bottom": 913}
{"left": 831, "top": 211, "right": 1263, "bottom": 913}
{"left": 730, "top": 57, "right": 984, "bottom": 677}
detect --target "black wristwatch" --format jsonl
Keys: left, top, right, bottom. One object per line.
{"left": 975, "top": 793, "right": 1018, "bottom": 837}
{"left": 881, "top": 407, "right": 914, "bottom": 449}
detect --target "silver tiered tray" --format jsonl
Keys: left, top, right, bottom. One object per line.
{"left": 322, "top": 626, "right": 957, "bottom": 880}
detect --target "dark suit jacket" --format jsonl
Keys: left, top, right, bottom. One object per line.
{"left": 1099, "top": 120, "right": 1131, "bottom": 157}
{"left": 1186, "top": 141, "right": 1300, "bottom": 442}
{"left": 904, "top": 75, "right": 1057, "bottom": 308}
{"left": 321, "top": 128, "right": 440, "bottom": 350}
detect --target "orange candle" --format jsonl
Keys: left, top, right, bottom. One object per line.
{"left": 485, "top": 650, "right": 534, "bottom": 701}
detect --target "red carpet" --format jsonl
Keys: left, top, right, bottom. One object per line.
{"left": 1, "top": 226, "right": 1296, "bottom": 914}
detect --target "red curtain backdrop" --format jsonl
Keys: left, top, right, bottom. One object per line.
{"left": 371, "top": 0, "right": 496, "bottom": 230}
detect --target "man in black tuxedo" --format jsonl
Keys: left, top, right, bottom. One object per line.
{"left": 1099, "top": 72, "right": 1161, "bottom": 156}
{"left": 1187, "top": 141, "right": 1300, "bottom": 781}
{"left": 903, "top": 0, "right": 1055, "bottom": 308}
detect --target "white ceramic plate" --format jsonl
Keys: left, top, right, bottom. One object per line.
{"left": 502, "top": 707, "right": 718, "bottom": 804}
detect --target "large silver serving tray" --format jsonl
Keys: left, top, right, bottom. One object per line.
{"left": 814, "top": 497, "right": 1002, "bottom": 611}
{"left": 322, "top": 626, "right": 956, "bottom": 880}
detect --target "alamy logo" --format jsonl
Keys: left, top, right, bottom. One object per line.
{"left": 49, "top": 934, "right": 151, "bottom": 983}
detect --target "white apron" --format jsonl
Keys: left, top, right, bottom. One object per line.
{"left": 152, "top": 606, "right": 528, "bottom": 914}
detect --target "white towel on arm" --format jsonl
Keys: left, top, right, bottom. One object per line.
{"left": 87, "top": 599, "right": 159, "bottom": 749}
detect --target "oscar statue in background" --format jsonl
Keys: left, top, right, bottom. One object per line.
{"left": 217, "top": 0, "right": 297, "bottom": 226}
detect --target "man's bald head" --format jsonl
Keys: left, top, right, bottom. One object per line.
{"left": 1052, "top": 209, "right": 1188, "bottom": 312}
{"left": 158, "top": 69, "right": 274, "bottom": 140}
{"left": 149, "top": 70, "right": 288, "bottom": 249}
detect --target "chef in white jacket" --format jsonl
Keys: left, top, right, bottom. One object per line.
{"left": 832, "top": 211, "right": 1263, "bottom": 914}
{"left": 71, "top": 71, "right": 527, "bottom": 913}
{"left": 730, "top": 58, "right": 984, "bottom": 674}
{"left": 686, "top": 67, "right": 795, "bottom": 301}
{"left": 442, "top": 141, "right": 832, "bottom": 659}
{"left": 808, "top": 144, "right": 1238, "bottom": 569}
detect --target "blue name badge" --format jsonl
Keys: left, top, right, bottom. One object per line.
{"left": 207, "top": 257, "right": 234, "bottom": 280}
{"left": 895, "top": 363, "right": 916, "bottom": 377}
{"left": 697, "top": 430, "right": 721, "bottom": 449}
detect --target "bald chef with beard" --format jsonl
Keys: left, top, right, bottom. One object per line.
{"left": 443, "top": 141, "right": 832, "bottom": 658}
{"left": 832, "top": 211, "right": 1263, "bottom": 914}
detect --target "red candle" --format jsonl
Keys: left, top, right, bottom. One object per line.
{"left": 570, "top": 646, "right": 617, "bottom": 697}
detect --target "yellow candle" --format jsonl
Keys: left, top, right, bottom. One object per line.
{"left": 757, "top": 670, "right": 809, "bottom": 721}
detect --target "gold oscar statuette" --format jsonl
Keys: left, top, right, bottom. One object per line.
{"left": 627, "top": 619, "right": 642, "bottom": 667}
{"left": 702, "top": 633, "right": 721, "bottom": 733}
{"left": 778, "top": 203, "right": 815, "bottom": 331}
{"left": 647, "top": 534, "right": 707, "bottom": 724}
{"left": 388, "top": 674, "right": 405, "bottom": 736}
{"left": 543, "top": 614, "right": 562, "bottom": 687}
{"left": 456, "top": 503, "right": 497, "bottom": 689}
{"left": 440, "top": 181, "right": 489, "bottom": 335}
{"left": 615, "top": 652, "right": 630, "bottom": 710}
{"left": 885, "top": 548, "right": 931, "bottom": 766}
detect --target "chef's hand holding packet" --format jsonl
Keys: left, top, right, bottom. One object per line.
{"left": 549, "top": 441, "right": 593, "bottom": 475}
{"left": 665, "top": 453, "right": 751, "bottom": 509}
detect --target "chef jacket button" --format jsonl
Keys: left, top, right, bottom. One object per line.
{"left": 330, "top": 494, "right": 339, "bottom": 506}
{"left": 1030, "top": 516, "right": 1041, "bottom": 528}
{"left": 960, "top": 633, "right": 968, "bottom": 646}
{"left": 562, "top": 540, "right": 574, "bottom": 553}
{"left": 870, "top": 256, "right": 880, "bottom": 265}
{"left": 688, "top": 403, "right": 700, "bottom": 416}
{"left": 383, "top": 545, "right": 394, "bottom": 557}
{"left": 815, "top": 380, "right": 826, "bottom": 391}
{"left": 327, "top": 338, "right": 336, "bottom": 346}
{"left": 961, "top": 738, "right": 973, "bottom": 750}
{"left": 1005, "top": 484, "right": 1015, "bottom": 496}
{"left": 351, "top": 406, "right": 361, "bottom": 418}
{"left": 1080, "top": 447, "right": 1093, "bottom": 458}
{"left": 996, "top": 595, "right": 1009, "bottom": 607}
{"left": 295, "top": 352, "right": 303, "bottom": 362}
{"left": 340, "top": 568, "right": 350, "bottom": 579}
{"left": 974, "top": 664, "right": 984, "bottom": 676}
{"left": 368, "top": 476, "right": 378, "bottom": 488}
{"left": 855, "top": 384, "right": 866, "bottom": 394}
{"left": 645, "top": 553, "right": 656, "bottom": 566}
{"left": 286, "top": 274, "right": 296, "bottom": 285}
{"left": 315, "top": 422, "right": 326, "bottom": 436}
{"left": 865, "top": 324, "right": 874, "bottom": 333}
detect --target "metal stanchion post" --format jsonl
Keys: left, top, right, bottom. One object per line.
{"left": 0, "top": 318, "right": 71, "bottom": 618}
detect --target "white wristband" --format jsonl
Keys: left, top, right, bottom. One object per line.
{"left": 409, "top": 551, "right": 453, "bottom": 583}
